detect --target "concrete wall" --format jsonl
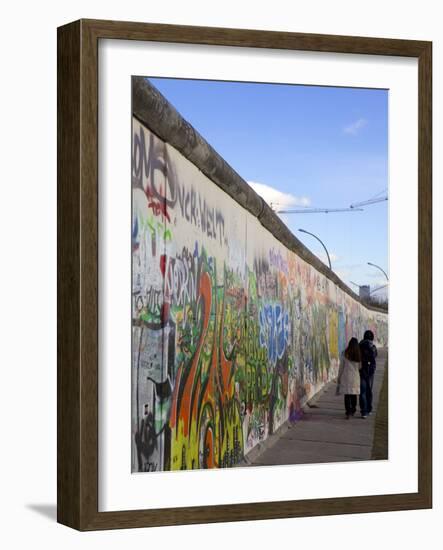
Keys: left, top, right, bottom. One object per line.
{"left": 131, "top": 93, "right": 388, "bottom": 473}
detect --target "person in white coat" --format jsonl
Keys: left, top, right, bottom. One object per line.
{"left": 336, "top": 337, "right": 362, "bottom": 419}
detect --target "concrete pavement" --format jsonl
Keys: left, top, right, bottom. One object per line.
{"left": 245, "top": 349, "right": 388, "bottom": 466}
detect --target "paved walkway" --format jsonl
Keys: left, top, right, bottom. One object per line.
{"left": 246, "top": 349, "right": 388, "bottom": 466}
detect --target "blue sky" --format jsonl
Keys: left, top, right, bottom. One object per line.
{"left": 148, "top": 77, "right": 389, "bottom": 296}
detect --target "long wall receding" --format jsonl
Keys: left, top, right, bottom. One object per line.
{"left": 131, "top": 79, "right": 388, "bottom": 473}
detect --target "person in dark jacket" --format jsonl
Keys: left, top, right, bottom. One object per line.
{"left": 359, "top": 330, "right": 377, "bottom": 418}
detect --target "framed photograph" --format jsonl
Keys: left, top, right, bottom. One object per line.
{"left": 57, "top": 19, "right": 432, "bottom": 530}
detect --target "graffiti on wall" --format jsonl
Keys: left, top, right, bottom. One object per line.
{"left": 131, "top": 118, "right": 388, "bottom": 472}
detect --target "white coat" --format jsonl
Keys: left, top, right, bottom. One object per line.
{"left": 337, "top": 352, "right": 361, "bottom": 395}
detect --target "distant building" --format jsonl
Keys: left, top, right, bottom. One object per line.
{"left": 359, "top": 285, "right": 370, "bottom": 299}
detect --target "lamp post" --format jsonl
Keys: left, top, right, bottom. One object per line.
{"left": 298, "top": 228, "right": 332, "bottom": 270}
{"left": 367, "top": 262, "right": 389, "bottom": 282}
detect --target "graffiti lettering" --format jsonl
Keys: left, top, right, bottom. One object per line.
{"left": 132, "top": 122, "right": 225, "bottom": 243}
{"left": 131, "top": 120, "right": 388, "bottom": 472}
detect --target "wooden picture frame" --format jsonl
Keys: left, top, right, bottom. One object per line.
{"left": 57, "top": 19, "right": 432, "bottom": 530}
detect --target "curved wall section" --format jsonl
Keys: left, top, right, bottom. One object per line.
{"left": 131, "top": 86, "right": 388, "bottom": 473}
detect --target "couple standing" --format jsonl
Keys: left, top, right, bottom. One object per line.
{"left": 336, "top": 330, "right": 378, "bottom": 419}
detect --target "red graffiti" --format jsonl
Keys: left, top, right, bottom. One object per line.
{"left": 169, "top": 271, "right": 212, "bottom": 437}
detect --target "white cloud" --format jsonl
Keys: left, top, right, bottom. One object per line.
{"left": 343, "top": 118, "right": 368, "bottom": 135}
{"left": 319, "top": 252, "right": 339, "bottom": 265}
{"left": 335, "top": 270, "right": 356, "bottom": 288}
{"left": 365, "top": 271, "right": 389, "bottom": 283}
{"left": 335, "top": 267, "right": 363, "bottom": 289}
{"left": 248, "top": 181, "right": 310, "bottom": 211}
{"left": 335, "top": 269, "right": 350, "bottom": 280}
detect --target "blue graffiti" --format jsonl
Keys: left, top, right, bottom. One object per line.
{"left": 259, "top": 304, "right": 290, "bottom": 365}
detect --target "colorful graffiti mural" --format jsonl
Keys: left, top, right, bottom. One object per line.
{"left": 131, "top": 118, "right": 388, "bottom": 472}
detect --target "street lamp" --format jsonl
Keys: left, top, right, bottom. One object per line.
{"left": 298, "top": 228, "right": 332, "bottom": 270}
{"left": 367, "top": 262, "right": 389, "bottom": 282}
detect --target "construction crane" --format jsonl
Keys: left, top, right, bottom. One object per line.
{"left": 350, "top": 189, "right": 388, "bottom": 209}
{"left": 271, "top": 204, "right": 363, "bottom": 214}
{"left": 350, "top": 197, "right": 387, "bottom": 208}
{"left": 269, "top": 188, "right": 387, "bottom": 214}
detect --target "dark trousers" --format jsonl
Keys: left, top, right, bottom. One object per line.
{"left": 344, "top": 394, "right": 357, "bottom": 415}
{"left": 359, "top": 375, "right": 374, "bottom": 415}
